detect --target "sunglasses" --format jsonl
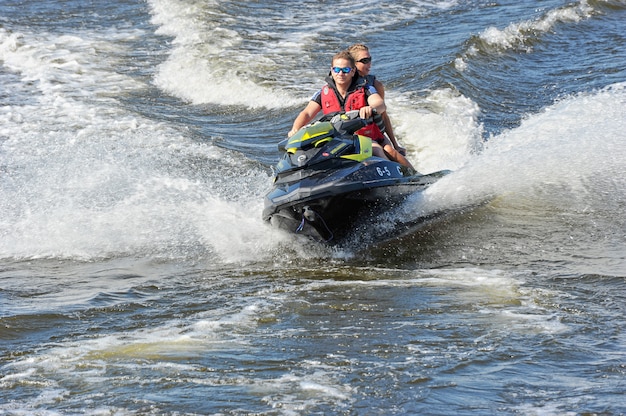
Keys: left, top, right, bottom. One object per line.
{"left": 331, "top": 66, "right": 353, "bottom": 74}
{"left": 356, "top": 57, "right": 372, "bottom": 64}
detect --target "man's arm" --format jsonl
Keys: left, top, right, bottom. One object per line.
{"left": 288, "top": 101, "right": 322, "bottom": 137}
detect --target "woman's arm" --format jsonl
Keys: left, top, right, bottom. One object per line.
{"left": 374, "top": 79, "right": 404, "bottom": 154}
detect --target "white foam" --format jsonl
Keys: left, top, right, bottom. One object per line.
{"left": 146, "top": 0, "right": 461, "bottom": 108}
{"left": 147, "top": 0, "right": 310, "bottom": 108}
{"left": 477, "top": 0, "right": 594, "bottom": 55}
{"left": 416, "top": 83, "right": 626, "bottom": 214}
{"left": 0, "top": 27, "right": 144, "bottom": 100}
{"left": 453, "top": 0, "right": 597, "bottom": 71}
{"left": 390, "top": 88, "right": 483, "bottom": 174}
{"left": 0, "top": 296, "right": 358, "bottom": 413}
{"left": 251, "top": 370, "right": 355, "bottom": 414}
{"left": 2, "top": 299, "right": 266, "bottom": 370}
{"left": 0, "top": 26, "right": 291, "bottom": 262}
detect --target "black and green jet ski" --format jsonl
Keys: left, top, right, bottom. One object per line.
{"left": 263, "top": 112, "right": 449, "bottom": 242}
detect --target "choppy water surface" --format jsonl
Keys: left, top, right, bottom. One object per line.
{"left": 1, "top": 0, "right": 625, "bottom": 414}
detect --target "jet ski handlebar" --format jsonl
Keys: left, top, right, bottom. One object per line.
{"left": 277, "top": 111, "right": 375, "bottom": 152}
{"left": 327, "top": 110, "right": 374, "bottom": 136}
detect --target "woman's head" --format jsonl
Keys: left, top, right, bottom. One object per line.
{"left": 348, "top": 43, "right": 372, "bottom": 77}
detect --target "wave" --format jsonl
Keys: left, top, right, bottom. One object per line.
{"left": 455, "top": 0, "right": 596, "bottom": 70}
{"left": 0, "top": 27, "right": 145, "bottom": 102}
{"left": 0, "top": 26, "right": 284, "bottom": 262}
{"left": 3, "top": 1, "right": 622, "bottom": 263}
{"left": 389, "top": 88, "right": 483, "bottom": 174}
{"left": 148, "top": 0, "right": 322, "bottom": 109}
{"left": 146, "top": 0, "right": 459, "bottom": 109}
{"left": 419, "top": 82, "right": 626, "bottom": 214}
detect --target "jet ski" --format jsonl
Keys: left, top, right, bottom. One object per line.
{"left": 263, "top": 112, "right": 450, "bottom": 242}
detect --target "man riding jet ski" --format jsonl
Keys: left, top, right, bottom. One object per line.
{"left": 262, "top": 112, "right": 449, "bottom": 242}
{"left": 288, "top": 50, "right": 415, "bottom": 171}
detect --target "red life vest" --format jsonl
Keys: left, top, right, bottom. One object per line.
{"left": 320, "top": 84, "right": 385, "bottom": 141}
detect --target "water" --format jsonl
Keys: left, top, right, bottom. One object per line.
{"left": 1, "top": 0, "right": 625, "bottom": 414}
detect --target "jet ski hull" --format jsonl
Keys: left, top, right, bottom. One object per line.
{"left": 263, "top": 114, "right": 450, "bottom": 242}
{"left": 263, "top": 157, "right": 447, "bottom": 242}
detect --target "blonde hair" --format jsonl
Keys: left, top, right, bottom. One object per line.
{"left": 347, "top": 43, "right": 369, "bottom": 59}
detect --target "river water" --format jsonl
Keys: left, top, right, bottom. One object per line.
{"left": 1, "top": 0, "right": 625, "bottom": 414}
